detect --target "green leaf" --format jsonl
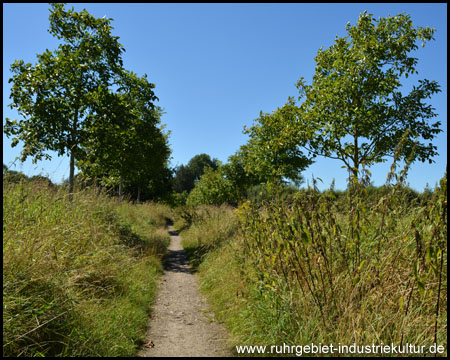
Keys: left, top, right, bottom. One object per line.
{"left": 417, "top": 280, "right": 425, "bottom": 298}
{"left": 358, "top": 260, "right": 366, "bottom": 271}
{"left": 425, "top": 247, "right": 432, "bottom": 264}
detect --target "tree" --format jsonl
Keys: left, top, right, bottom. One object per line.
{"left": 129, "top": 112, "right": 172, "bottom": 202}
{"left": 295, "top": 11, "right": 442, "bottom": 179}
{"left": 186, "top": 166, "right": 237, "bottom": 206}
{"left": 173, "top": 153, "right": 220, "bottom": 193}
{"left": 4, "top": 4, "right": 125, "bottom": 199}
{"left": 173, "top": 165, "right": 195, "bottom": 193}
{"left": 220, "top": 151, "right": 262, "bottom": 200}
{"left": 77, "top": 69, "right": 171, "bottom": 202}
{"left": 239, "top": 101, "right": 312, "bottom": 186}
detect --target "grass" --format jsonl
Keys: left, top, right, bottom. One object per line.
{"left": 176, "top": 205, "right": 238, "bottom": 271}
{"left": 3, "top": 178, "right": 172, "bottom": 357}
{"left": 176, "top": 171, "right": 447, "bottom": 357}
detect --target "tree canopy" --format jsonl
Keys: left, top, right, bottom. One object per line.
{"left": 237, "top": 12, "right": 442, "bottom": 187}
{"left": 240, "top": 101, "right": 312, "bottom": 186}
{"left": 173, "top": 153, "right": 220, "bottom": 193}
{"left": 186, "top": 166, "right": 237, "bottom": 206}
{"left": 4, "top": 4, "right": 172, "bottom": 201}
{"left": 4, "top": 3, "right": 126, "bottom": 198}
{"left": 76, "top": 69, "right": 171, "bottom": 201}
{"left": 294, "top": 11, "right": 442, "bottom": 178}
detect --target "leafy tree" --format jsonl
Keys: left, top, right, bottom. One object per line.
{"left": 173, "top": 165, "right": 194, "bottom": 193}
{"left": 294, "top": 11, "right": 442, "bottom": 179}
{"left": 239, "top": 101, "right": 312, "bottom": 186}
{"left": 173, "top": 153, "right": 220, "bottom": 193}
{"left": 129, "top": 115, "right": 172, "bottom": 202}
{"left": 186, "top": 166, "right": 237, "bottom": 206}
{"left": 4, "top": 3, "right": 125, "bottom": 199}
{"left": 220, "top": 151, "right": 261, "bottom": 200}
{"left": 77, "top": 69, "right": 171, "bottom": 202}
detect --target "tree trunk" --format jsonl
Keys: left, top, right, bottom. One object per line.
{"left": 69, "top": 150, "right": 75, "bottom": 202}
{"left": 353, "top": 131, "right": 359, "bottom": 180}
{"left": 137, "top": 186, "right": 141, "bottom": 203}
{"left": 68, "top": 106, "right": 79, "bottom": 202}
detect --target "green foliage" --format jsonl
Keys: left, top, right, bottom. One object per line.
{"left": 3, "top": 179, "right": 172, "bottom": 356}
{"left": 167, "top": 190, "right": 189, "bottom": 207}
{"left": 245, "top": 182, "right": 299, "bottom": 206}
{"left": 4, "top": 4, "right": 126, "bottom": 195}
{"left": 2, "top": 164, "right": 30, "bottom": 183}
{"left": 77, "top": 69, "right": 172, "bottom": 201}
{"left": 177, "top": 205, "right": 239, "bottom": 271}
{"left": 180, "top": 163, "right": 447, "bottom": 355}
{"left": 240, "top": 101, "right": 312, "bottom": 185}
{"left": 294, "top": 11, "right": 441, "bottom": 177}
{"left": 173, "top": 153, "right": 220, "bottom": 193}
{"left": 186, "top": 167, "right": 238, "bottom": 206}
{"left": 220, "top": 152, "right": 263, "bottom": 200}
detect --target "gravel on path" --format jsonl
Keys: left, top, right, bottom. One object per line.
{"left": 139, "top": 226, "right": 232, "bottom": 357}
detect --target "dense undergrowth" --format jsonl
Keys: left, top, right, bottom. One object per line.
{"left": 175, "top": 205, "right": 238, "bottom": 271}
{"left": 3, "top": 178, "right": 172, "bottom": 356}
{"left": 178, "top": 169, "right": 447, "bottom": 356}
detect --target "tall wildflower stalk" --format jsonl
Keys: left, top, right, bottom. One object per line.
{"left": 234, "top": 134, "right": 447, "bottom": 350}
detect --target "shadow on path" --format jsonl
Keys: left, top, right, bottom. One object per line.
{"left": 139, "top": 225, "right": 232, "bottom": 357}
{"left": 163, "top": 230, "right": 192, "bottom": 274}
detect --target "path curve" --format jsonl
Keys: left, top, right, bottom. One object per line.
{"left": 139, "top": 226, "right": 231, "bottom": 357}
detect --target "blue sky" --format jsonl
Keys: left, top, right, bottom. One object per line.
{"left": 3, "top": 3, "right": 447, "bottom": 190}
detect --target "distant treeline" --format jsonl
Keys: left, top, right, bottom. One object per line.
{"left": 3, "top": 161, "right": 435, "bottom": 208}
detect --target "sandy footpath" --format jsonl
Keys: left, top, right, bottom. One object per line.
{"left": 139, "top": 226, "right": 231, "bottom": 357}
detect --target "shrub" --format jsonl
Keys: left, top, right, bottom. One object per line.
{"left": 186, "top": 167, "right": 238, "bottom": 206}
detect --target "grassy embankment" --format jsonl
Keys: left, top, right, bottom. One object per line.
{"left": 3, "top": 178, "right": 172, "bottom": 357}
{"left": 176, "top": 172, "right": 447, "bottom": 357}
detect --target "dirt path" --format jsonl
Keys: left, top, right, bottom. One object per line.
{"left": 139, "top": 226, "right": 232, "bottom": 357}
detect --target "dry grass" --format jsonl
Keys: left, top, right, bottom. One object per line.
{"left": 177, "top": 173, "right": 447, "bottom": 357}
{"left": 3, "top": 178, "right": 172, "bottom": 356}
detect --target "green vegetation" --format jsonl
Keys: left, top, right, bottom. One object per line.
{"left": 294, "top": 11, "right": 442, "bottom": 178}
{"left": 240, "top": 104, "right": 312, "bottom": 186}
{"left": 177, "top": 166, "right": 447, "bottom": 356}
{"left": 176, "top": 205, "right": 238, "bottom": 271}
{"left": 4, "top": 4, "right": 171, "bottom": 202}
{"left": 238, "top": 11, "right": 441, "bottom": 189}
{"left": 77, "top": 70, "right": 172, "bottom": 203}
{"left": 186, "top": 167, "right": 239, "bottom": 207}
{"left": 3, "top": 7, "right": 446, "bottom": 358}
{"left": 173, "top": 153, "right": 220, "bottom": 194}
{"left": 3, "top": 177, "right": 172, "bottom": 356}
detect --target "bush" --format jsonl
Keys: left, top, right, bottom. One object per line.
{"left": 186, "top": 167, "right": 238, "bottom": 206}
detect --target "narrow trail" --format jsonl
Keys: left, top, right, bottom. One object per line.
{"left": 139, "top": 225, "right": 231, "bottom": 357}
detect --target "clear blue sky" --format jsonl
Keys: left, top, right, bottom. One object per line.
{"left": 3, "top": 3, "right": 447, "bottom": 191}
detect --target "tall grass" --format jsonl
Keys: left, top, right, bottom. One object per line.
{"left": 179, "top": 168, "right": 447, "bottom": 356}
{"left": 3, "top": 178, "right": 172, "bottom": 356}
{"left": 176, "top": 205, "right": 238, "bottom": 270}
